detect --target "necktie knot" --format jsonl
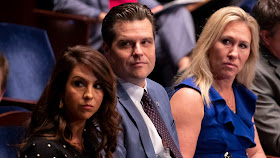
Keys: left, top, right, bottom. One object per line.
{"left": 141, "top": 90, "right": 155, "bottom": 115}
{"left": 141, "top": 90, "right": 152, "bottom": 105}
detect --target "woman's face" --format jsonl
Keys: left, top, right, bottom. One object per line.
{"left": 208, "top": 21, "right": 251, "bottom": 80}
{"left": 63, "top": 64, "right": 104, "bottom": 122}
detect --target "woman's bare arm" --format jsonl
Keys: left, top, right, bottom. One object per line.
{"left": 170, "top": 87, "right": 204, "bottom": 158}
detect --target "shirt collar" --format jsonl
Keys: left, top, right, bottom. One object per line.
{"left": 118, "top": 78, "right": 148, "bottom": 103}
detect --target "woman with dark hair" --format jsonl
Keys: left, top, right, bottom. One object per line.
{"left": 20, "top": 45, "right": 121, "bottom": 158}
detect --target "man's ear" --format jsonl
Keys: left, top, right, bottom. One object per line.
{"left": 102, "top": 42, "right": 110, "bottom": 59}
{"left": 0, "top": 89, "right": 5, "bottom": 101}
{"left": 260, "top": 30, "right": 272, "bottom": 47}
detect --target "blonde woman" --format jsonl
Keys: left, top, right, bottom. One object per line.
{"left": 171, "top": 7, "right": 266, "bottom": 158}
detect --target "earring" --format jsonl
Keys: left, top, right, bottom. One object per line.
{"left": 59, "top": 99, "right": 63, "bottom": 109}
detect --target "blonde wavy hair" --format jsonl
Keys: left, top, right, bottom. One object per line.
{"left": 174, "top": 6, "right": 259, "bottom": 105}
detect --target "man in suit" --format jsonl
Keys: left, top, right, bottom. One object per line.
{"left": 102, "top": 3, "right": 182, "bottom": 158}
{"left": 251, "top": 0, "right": 280, "bottom": 156}
{"left": 52, "top": 0, "right": 195, "bottom": 87}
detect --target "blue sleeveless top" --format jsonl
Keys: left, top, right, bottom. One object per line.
{"left": 174, "top": 77, "right": 257, "bottom": 158}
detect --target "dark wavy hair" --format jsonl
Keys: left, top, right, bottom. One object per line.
{"left": 252, "top": 0, "right": 280, "bottom": 46}
{"left": 252, "top": 0, "right": 280, "bottom": 32}
{"left": 23, "top": 45, "right": 121, "bottom": 157}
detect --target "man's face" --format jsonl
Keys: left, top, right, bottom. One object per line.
{"left": 262, "top": 23, "right": 280, "bottom": 59}
{"left": 104, "top": 18, "right": 156, "bottom": 87}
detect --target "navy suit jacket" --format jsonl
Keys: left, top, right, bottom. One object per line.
{"left": 114, "top": 78, "right": 180, "bottom": 157}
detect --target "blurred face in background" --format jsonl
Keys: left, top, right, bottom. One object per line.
{"left": 261, "top": 23, "right": 280, "bottom": 60}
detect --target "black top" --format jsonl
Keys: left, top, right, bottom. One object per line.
{"left": 20, "top": 137, "right": 97, "bottom": 158}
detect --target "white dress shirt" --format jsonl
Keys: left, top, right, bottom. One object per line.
{"left": 118, "top": 79, "right": 171, "bottom": 158}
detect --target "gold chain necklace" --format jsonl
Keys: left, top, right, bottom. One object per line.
{"left": 214, "top": 85, "right": 236, "bottom": 114}
{"left": 226, "top": 98, "right": 236, "bottom": 114}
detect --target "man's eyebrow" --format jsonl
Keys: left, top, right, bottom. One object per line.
{"left": 117, "top": 39, "right": 134, "bottom": 44}
{"left": 142, "top": 37, "right": 154, "bottom": 41}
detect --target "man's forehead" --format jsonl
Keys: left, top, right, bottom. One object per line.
{"left": 113, "top": 18, "right": 152, "bottom": 29}
{"left": 113, "top": 19, "right": 153, "bottom": 37}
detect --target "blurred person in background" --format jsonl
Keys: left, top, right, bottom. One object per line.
{"left": 0, "top": 53, "right": 8, "bottom": 101}
{"left": 251, "top": 0, "right": 280, "bottom": 156}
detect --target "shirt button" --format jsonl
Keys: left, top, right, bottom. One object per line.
{"left": 224, "top": 151, "right": 232, "bottom": 158}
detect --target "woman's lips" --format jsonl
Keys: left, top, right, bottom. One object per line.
{"left": 81, "top": 104, "right": 94, "bottom": 109}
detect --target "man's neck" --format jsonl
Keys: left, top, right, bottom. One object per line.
{"left": 118, "top": 77, "right": 146, "bottom": 88}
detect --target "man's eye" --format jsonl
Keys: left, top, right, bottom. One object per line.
{"left": 142, "top": 41, "right": 149, "bottom": 45}
{"left": 121, "top": 42, "right": 131, "bottom": 47}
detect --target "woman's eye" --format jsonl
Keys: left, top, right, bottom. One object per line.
{"left": 239, "top": 44, "right": 248, "bottom": 49}
{"left": 222, "top": 39, "right": 230, "bottom": 45}
{"left": 93, "top": 83, "right": 102, "bottom": 89}
{"left": 74, "top": 81, "right": 84, "bottom": 87}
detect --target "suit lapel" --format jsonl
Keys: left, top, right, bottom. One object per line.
{"left": 146, "top": 80, "right": 173, "bottom": 136}
{"left": 117, "top": 83, "right": 156, "bottom": 157}
{"left": 263, "top": 49, "right": 280, "bottom": 79}
{"left": 147, "top": 84, "right": 162, "bottom": 115}
{"left": 276, "top": 66, "right": 280, "bottom": 79}
{"left": 269, "top": 57, "right": 280, "bottom": 79}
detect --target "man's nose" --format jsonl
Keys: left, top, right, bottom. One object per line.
{"left": 133, "top": 43, "right": 144, "bottom": 56}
